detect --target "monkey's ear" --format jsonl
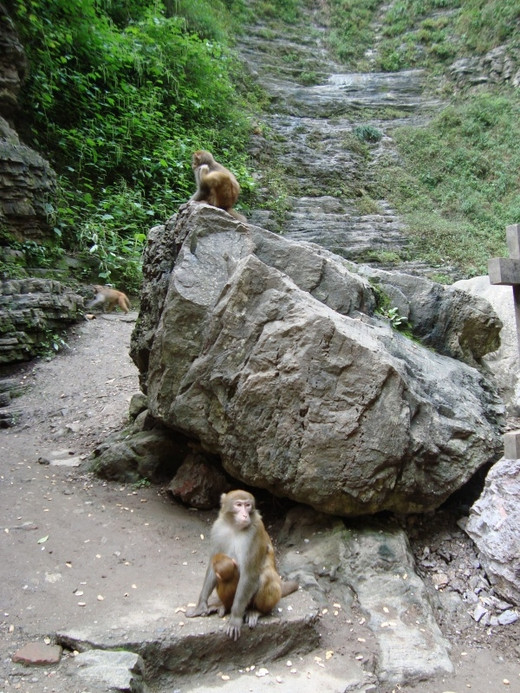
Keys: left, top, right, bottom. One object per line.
{"left": 220, "top": 492, "right": 228, "bottom": 506}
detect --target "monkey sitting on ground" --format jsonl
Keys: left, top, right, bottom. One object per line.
{"left": 87, "top": 285, "right": 131, "bottom": 314}
{"left": 187, "top": 490, "right": 298, "bottom": 640}
{"left": 190, "top": 150, "right": 247, "bottom": 222}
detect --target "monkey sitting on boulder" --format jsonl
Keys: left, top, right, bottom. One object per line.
{"left": 190, "top": 150, "right": 247, "bottom": 222}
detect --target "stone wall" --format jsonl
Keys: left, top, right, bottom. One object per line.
{"left": 0, "top": 278, "right": 84, "bottom": 364}
{"left": 0, "top": 3, "right": 57, "bottom": 242}
{"left": 0, "top": 5, "right": 83, "bottom": 369}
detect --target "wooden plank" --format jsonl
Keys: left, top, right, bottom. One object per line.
{"left": 506, "top": 224, "right": 520, "bottom": 259}
{"left": 504, "top": 430, "right": 520, "bottom": 460}
{"left": 488, "top": 257, "right": 520, "bottom": 285}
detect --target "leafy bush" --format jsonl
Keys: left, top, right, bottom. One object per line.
{"left": 10, "top": 0, "right": 252, "bottom": 290}
{"left": 354, "top": 125, "right": 383, "bottom": 143}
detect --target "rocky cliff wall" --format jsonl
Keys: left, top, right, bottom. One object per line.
{"left": 0, "top": 3, "right": 57, "bottom": 242}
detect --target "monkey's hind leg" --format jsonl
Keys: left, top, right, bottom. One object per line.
{"left": 251, "top": 567, "right": 283, "bottom": 618}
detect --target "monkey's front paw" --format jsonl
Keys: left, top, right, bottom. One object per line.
{"left": 245, "top": 609, "right": 260, "bottom": 628}
{"left": 186, "top": 602, "right": 209, "bottom": 618}
{"left": 225, "top": 616, "right": 243, "bottom": 640}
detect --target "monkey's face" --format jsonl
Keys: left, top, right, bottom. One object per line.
{"left": 192, "top": 150, "right": 213, "bottom": 169}
{"left": 232, "top": 498, "right": 253, "bottom": 529}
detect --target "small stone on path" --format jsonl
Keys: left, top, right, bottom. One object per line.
{"left": 12, "top": 641, "right": 62, "bottom": 665}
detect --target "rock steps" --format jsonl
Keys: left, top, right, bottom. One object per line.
{"left": 56, "top": 589, "right": 320, "bottom": 691}
{"left": 239, "top": 3, "right": 449, "bottom": 276}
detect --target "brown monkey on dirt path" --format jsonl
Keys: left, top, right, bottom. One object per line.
{"left": 190, "top": 150, "right": 247, "bottom": 222}
{"left": 88, "top": 285, "right": 131, "bottom": 314}
{"left": 187, "top": 490, "right": 298, "bottom": 640}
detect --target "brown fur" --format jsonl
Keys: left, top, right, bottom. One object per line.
{"left": 187, "top": 490, "right": 298, "bottom": 640}
{"left": 190, "top": 150, "right": 246, "bottom": 222}
{"left": 212, "top": 552, "right": 239, "bottom": 616}
{"left": 88, "top": 285, "right": 130, "bottom": 314}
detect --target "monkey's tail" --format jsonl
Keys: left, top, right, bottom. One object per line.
{"left": 226, "top": 208, "right": 248, "bottom": 223}
{"left": 281, "top": 580, "right": 299, "bottom": 597}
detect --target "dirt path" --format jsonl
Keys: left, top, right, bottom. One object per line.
{"left": 1, "top": 312, "right": 519, "bottom": 692}
{"left": 0, "top": 314, "right": 214, "bottom": 690}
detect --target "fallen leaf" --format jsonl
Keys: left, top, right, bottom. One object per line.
{"left": 37, "top": 535, "right": 49, "bottom": 544}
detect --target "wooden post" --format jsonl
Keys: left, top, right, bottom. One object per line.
{"left": 488, "top": 224, "right": 520, "bottom": 357}
{"left": 489, "top": 224, "right": 520, "bottom": 459}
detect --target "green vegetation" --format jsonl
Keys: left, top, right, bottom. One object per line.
{"left": 7, "top": 0, "right": 520, "bottom": 285}
{"left": 377, "top": 93, "right": 518, "bottom": 273}
{"left": 9, "top": 0, "right": 253, "bottom": 291}
{"left": 323, "top": 0, "right": 520, "bottom": 277}
{"left": 326, "top": 0, "right": 382, "bottom": 64}
{"left": 326, "top": 0, "right": 520, "bottom": 72}
{"left": 354, "top": 125, "right": 383, "bottom": 143}
{"left": 38, "top": 329, "right": 69, "bottom": 359}
{"left": 255, "top": 0, "right": 302, "bottom": 22}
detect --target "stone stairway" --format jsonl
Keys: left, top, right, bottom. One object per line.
{"left": 239, "top": 2, "right": 447, "bottom": 277}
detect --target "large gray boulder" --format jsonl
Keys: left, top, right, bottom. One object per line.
{"left": 279, "top": 507, "right": 454, "bottom": 686}
{"left": 454, "top": 275, "right": 520, "bottom": 415}
{"left": 130, "top": 203, "right": 504, "bottom": 516}
{"left": 464, "top": 456, "right": 520, "bottom": 606}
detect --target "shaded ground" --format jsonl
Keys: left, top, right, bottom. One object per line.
{"left": 1, "top": 312, "right": 519, "bottom": 692}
